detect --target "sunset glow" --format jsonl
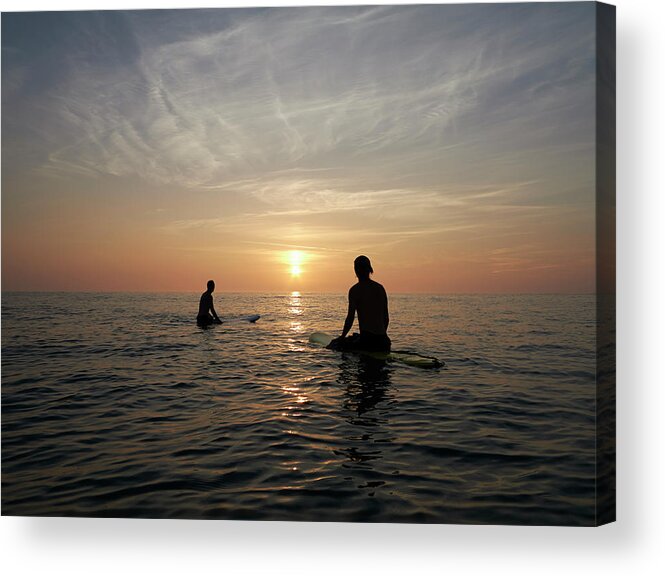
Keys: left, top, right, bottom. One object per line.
{"left": 288, "top": 251, "right": 305, "bottom": 278}
{"left": 2, "top": 5, "right": 597, "bottom": 293}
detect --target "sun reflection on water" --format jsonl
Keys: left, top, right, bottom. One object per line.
{"left": 288, "top": 291, "right": 303, "bottom": 316}
{"left": 282, "top": 291, "right": 309, "bottom": 415}
{"left": 288, "top": 291, "right": 306, "bottom": 350}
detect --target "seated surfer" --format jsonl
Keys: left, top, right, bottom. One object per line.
{"left": 329, "top": 255, "right": 391, "bottom": 352}
{"left": 197, "top": 280, "right": 222, "bottom": 326}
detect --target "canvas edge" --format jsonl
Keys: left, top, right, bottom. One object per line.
{"left": 595, "top": 0, "right": 616, "bottom": 527}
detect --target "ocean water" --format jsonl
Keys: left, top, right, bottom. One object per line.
{"left": 2, "top": 292, "right": 598, "bottom": 525}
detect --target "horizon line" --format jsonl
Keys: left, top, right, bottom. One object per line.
{"left": 1, "top": 289, "right": 597, "bottom": 296}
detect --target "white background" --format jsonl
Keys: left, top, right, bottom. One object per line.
{"left": 1, "top": 0, "right": 663, "bottom": 574}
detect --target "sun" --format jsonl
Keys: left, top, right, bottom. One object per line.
{"left": 286, "top": 251, "right": 305, "bottom": 278}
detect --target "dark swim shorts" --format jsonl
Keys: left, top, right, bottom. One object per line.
{"left": 329, "top": 332, "right": 391, "bottom": 352}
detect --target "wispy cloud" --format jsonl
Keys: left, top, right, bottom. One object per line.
{"left": 5, "top": 5, "right": 594, "bottom": 188}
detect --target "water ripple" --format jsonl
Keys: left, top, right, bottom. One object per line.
{"left": 2, "top": 292, "right": 597, "bottom": 524}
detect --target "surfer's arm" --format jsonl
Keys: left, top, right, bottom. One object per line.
{"left": 341, "top": 292, "right": 356, "bottom": 338}
{"left": 384, "top": 291, "right": 390, "bottom": 330}
{"left": 210, "top": 299, "right": 222, "bottom": 323}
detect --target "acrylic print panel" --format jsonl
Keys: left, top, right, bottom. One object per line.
{"left": 1, "top": 2, "right": 615, "bottom": 525}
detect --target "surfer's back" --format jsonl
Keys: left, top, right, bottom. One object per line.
{"left": 350, "top": 279, "right": 389, "bottom": 336}
{"left": 198, "top": 291, "right": 213, "bottom": 316}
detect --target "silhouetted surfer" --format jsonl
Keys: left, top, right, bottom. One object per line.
{"left": 197, "top": 280, "right": 222, "bottom": 326}
{"left": 329, "top": 255, "right": 391, "bottom": 352}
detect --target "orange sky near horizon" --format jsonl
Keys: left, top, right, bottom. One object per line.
{"left": 1, "top": 5, "right": 598, "bottom": 294}
{"left": 1, "top": 168, "right": 595, "bottom": 293}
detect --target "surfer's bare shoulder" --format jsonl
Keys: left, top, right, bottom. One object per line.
{"left": 351, "top": 279, "right": 384, "bottom": 294}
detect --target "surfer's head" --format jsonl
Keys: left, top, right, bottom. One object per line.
{"left": 207, "top": 280, "right": 215, "bottom": 292}
{"left": 354, "top": 255, "right": 373, "bottom": 281}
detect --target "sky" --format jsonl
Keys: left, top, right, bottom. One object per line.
{"left": 2, "top": 3, "right": 597, "bottom": 293}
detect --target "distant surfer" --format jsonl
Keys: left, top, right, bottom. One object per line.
{"left": 197, "top": 280, "right": 222, "bottom": 327}
{"left": 329, "top": 255, "right": 391, "bottom": 352}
